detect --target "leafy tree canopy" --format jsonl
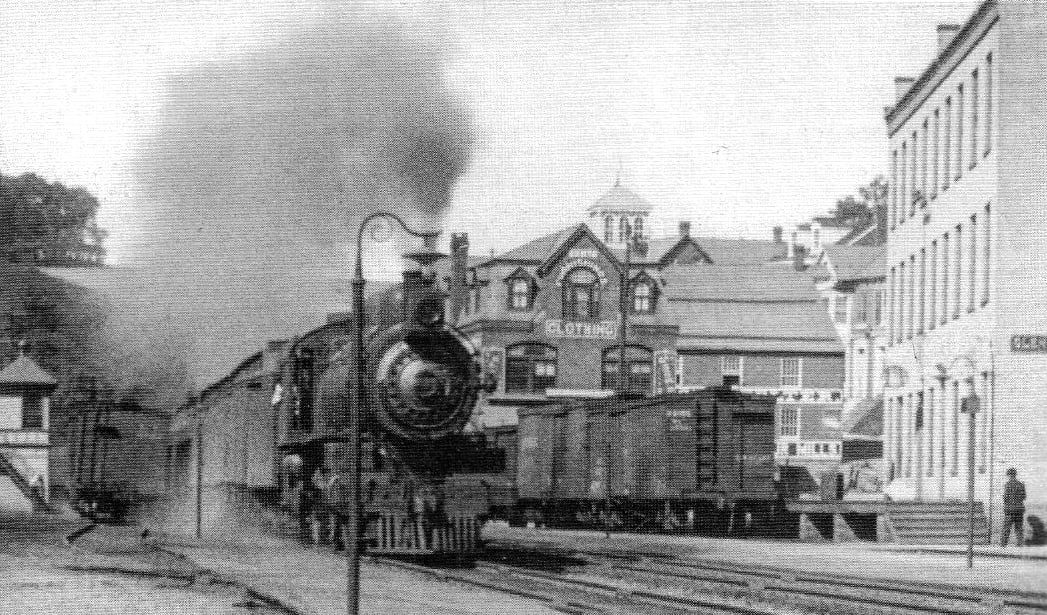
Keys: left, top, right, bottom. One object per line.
{"left": 830, "top": 176, "right": 888, "bottom": 242}
{"left": 0, "top": 172, "right": 107, "bottom": 265}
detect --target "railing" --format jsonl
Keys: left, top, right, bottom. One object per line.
{"left": 0, "top": 430, "right": 48, "bottom": 446}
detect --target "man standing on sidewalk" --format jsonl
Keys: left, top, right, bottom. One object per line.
{"left": 1001, "top": 468, "right": 1026, "bottom": 547}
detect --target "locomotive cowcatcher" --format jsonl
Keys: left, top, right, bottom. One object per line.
{"left": 277, "top": 266, "right": 496, "bottom": 558}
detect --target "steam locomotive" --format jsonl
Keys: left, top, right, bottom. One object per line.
{"left": 276, "top": 271, "right": 497, "bottom": 557}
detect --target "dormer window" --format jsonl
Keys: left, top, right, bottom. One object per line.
{"left": 563, "top": 267, "right": 600, "bottom": 319}
{"left": 618, "top": 216, "right": 629, "bottom": 242}
{"left": 604, "top": 216, "right": 613, "bottom": 242}
{"left": 630, "top": 273, "right": 657, "bottom": 314}
{"left": 506, "top": 271, "right": 536, "bottom": 311}
{"left": 632, "top": 281, "right": 652, "bottom": 313}
{"left": 633, "top": 217, "right": 644, "bottom": 239}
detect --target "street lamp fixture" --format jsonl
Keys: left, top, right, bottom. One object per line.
{"left": 348, "top": 212, "right": 442, "bottom": 615}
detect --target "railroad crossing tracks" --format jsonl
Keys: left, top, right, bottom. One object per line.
{"left": 378, "top": 541, "right": 1047, "bottom": 615}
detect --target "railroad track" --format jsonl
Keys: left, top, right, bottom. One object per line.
{"left": 373, "top": 555, "right": 795, "bottom": 615}
{"left": 483, "top": 539, "right": 1047, "bottom": 615}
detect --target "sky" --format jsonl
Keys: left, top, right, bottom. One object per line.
{"left": 1, "top": 0, "right": 981, "bottom": 262}
{"left": 0, "top": 0, "right": 985, "bottom": 388}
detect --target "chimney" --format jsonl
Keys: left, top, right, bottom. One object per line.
{"left": 937, "top": 24, "right": 961, "bottom": 52}
{"left": 772, "top": 226, "right": 783, "bottom": 244}
{"left": 793, "top": 245, "right": 808, "bottom": 272}
{"left": 678, "top": 221, "right": 691, "bottom": 238}
{"left": 448, "top": 233, "right": 469, "bottom": 323}
{"left": 894, "top": 77, "right": 915, "bottom": 102}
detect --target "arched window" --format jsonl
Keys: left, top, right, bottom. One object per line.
{"left": 632, "top": 280, "right": 654, "bottom": 313}
{"left": 601, "top": 346, "right": 653, "bottom": 395}
{"left": 506, "top": 273, "right": 535, "bottom": 311}
{"left": 563, "top": 267, "right": 600, "bottom": 319}
{"left": 505, "top": 343, "right": 558, "bottom": 393}
{"left": 634, "top": 217, "right": 644, "bottom": 238}
{"left": 619, "top": 216, "right": 629, "bottom": 241}
{"left": 604, "top": 216, "right": 613, "bottom": 242}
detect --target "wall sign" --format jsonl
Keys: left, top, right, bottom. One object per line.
{"left": 555, "top": 259, "right": 609, "bottom": 285}
{"left": 568, "top": 248, "right": 600, "bottom": 259}
{"left": 1011, "top": 334, "right": 1047, "bottom": 352}
{"left": 544, "top": 319, "right": 617, "bottom": 339}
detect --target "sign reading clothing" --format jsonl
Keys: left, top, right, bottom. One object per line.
{"left": 1011, "top": 334, "right": 1047, "bottom": 352}
{"left": 544, "top": 319, "right": 617, "bottom": 340}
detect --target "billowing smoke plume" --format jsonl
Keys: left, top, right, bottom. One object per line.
{"left": 110, "top": 6, "right": 474, "bottom": 389}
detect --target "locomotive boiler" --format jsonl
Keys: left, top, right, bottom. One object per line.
{"left": 278, "top": 272, "right": 493, "bottom": 557}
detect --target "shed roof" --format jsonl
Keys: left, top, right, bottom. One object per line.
{"left": 823, "top": 245, "right": 885, "bottom": 282}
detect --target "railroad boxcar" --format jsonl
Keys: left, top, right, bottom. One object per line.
{"left": 514, "top": 387, "right": 786, "bottom": 536}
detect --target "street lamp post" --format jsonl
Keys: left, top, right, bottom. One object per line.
{"left": 349, "top": 212, "right": 440, "bottom": 615}
{"left": 960, "top": 377, "right": 980, "bottom": 569}
{"left": 607, "top": 227, "right": 647, "bottom": 536}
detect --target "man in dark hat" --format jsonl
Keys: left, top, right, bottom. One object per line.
{"left": 1001, "top": 468, "right": 1026, "bottom": 547}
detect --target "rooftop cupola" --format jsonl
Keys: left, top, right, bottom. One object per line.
{"left": 587, "top": 180, "right": 653, "bottom": 248}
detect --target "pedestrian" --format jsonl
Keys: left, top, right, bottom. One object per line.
{"left": 311, "top": 467, "right": 334, "bottom": 546}
{"left": 1001, "top": 467, "right": 1026, "bottom": 547}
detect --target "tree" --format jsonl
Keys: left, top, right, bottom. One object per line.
{"left": 0, "top": 173, "right": 107, "bottom": 266}
{"left": 830, "top": 176, "right": 888, "bottom": 243}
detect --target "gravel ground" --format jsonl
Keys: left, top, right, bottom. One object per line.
{"left": 0, "top": 511, "right": 287, "bottom": 614}
{"left": 487, "top": 525, "right": 1047, "bottom": 594}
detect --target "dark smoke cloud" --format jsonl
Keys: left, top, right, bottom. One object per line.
{"left": 108, "top": 6, "right": 474, "bottom": 392}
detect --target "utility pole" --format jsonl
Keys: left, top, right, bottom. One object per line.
{"left": 196, "top": 411, "right": 203, "bottom": 540}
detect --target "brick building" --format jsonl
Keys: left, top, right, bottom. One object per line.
{"left": 452, "top": 182, "right": 846, "bottom": 451}
{"left": 667, "top": 266, "right": 845, "bottom": 474}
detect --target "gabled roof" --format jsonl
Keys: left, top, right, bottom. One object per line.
{"left": 693, "top": 236, "right": 789, "bottom": 265}
{"left": 609, "top": 236, "right": 786, "bottom": 266}
{"left": 485, "top": 225, "right": 582, "bottom": 264}
{"left": 662, "top": 265, "right": 840, "bottom": 353}
{"left": 822, "top": 245, "right": 885, "bottom": 283}
{"left": 662, "top": 265, "right": 821, "bottom": 302}
{"left": 0, "top": 355, "right": 57, "bottom": 387}
{"left": 586, "top": 183, "right": 653, "bottom": 213}
{"left": 538, "top": 224, "right": 621, "bottom": 276}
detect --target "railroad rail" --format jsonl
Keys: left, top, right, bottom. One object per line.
{"left": 373, "top": 555, "right": 790, "bottom": 615}
{"left": 472, "top": 539, "right": 1047, "bottom": 615}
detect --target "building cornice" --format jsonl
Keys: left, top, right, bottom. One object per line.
{"left": 885, "top": 0, "right": 998, "bottom": 135}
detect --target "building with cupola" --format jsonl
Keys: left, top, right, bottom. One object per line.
{"left": 450, "top": 182, "right": 843, "bottom": 452}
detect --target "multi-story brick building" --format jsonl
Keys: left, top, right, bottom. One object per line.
{"left": 667, "top": 266, "right": 845, "bottom": 473}
{"left": 455, "top": 182, "right": 845, "bottom": 466}
{"left": 881, "top": 0, "right": 1047, "bottom": 533}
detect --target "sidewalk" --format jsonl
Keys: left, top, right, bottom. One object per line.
{"left": 154, "top": 531, "right": 558, "bottom": 615}
{"left": 487, "top": 525, "right": 1047, "bottom": 595}
{"left": 880, "top": 543, "right": 1047, "bottom": 561}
